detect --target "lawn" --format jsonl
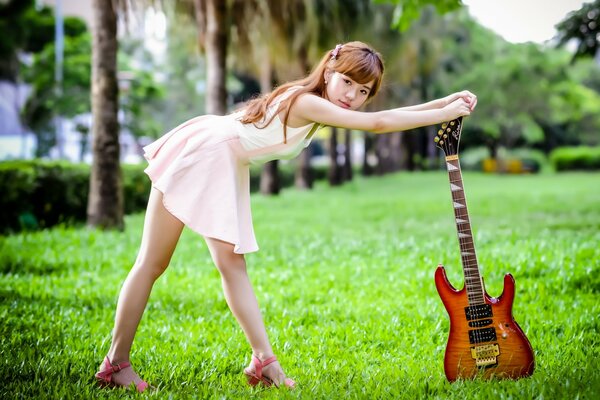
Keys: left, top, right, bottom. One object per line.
{"left": 1, "top": 171, "right": 599, "bottom": 399}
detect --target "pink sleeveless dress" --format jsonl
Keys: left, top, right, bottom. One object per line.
{"left": 143, "top": 91, "right": 318, "bottom": 254}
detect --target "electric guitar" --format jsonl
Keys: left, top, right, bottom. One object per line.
{"left": 433, "top": 117, "right": 535, "bottom": 381}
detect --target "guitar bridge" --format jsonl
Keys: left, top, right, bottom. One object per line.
{"left": 470, "top": 343, "right": 500, "bottom": 367}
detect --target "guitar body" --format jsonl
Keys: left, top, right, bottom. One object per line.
{"left": 435, "top": 266, "right": 535, "bottom": 381}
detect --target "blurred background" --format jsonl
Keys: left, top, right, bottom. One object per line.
{"left": 0, "top": 0, "right": 598, "bottom": 232}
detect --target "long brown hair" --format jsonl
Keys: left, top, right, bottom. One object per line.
{"left": 240, "top": 41, "right": 385, "bottom": 143}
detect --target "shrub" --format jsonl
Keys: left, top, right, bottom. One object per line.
{"left": 0, "top": 160, "right": 331, "bottom": 233}
{"left": 0, "top": 161, "right": 150, "bottom": 234}
{"left": 550, "top": 146, "right": 600, "bottom": 171}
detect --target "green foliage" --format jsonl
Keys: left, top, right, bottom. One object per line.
{"left": 118, "top": 38, "right": 166, "bottom": 139}
{"left": 0, "top": 161, "right": 151, "bottom": 234}
{"left": 21, "top": 33, "right": 93, "bottom": 136}
{"left": 375, "top": 0, "right": 463, "bottom": 31}
{"left": 436, "top": 11, "right": 600, "bottom": 153}
{"left": 0, "top": 161, "right": 329, "bottom": 233}
{"left": 0, "top": 161, "right": 89, "bottom": 233}
{"left": 0, "top": 172, "right": 599, "bottom": 398}
{"left": 550, "top": 146, "right": 600, "bottom": 171}
{"left": 555, "top": 0, "right": 600, "bottom": 62}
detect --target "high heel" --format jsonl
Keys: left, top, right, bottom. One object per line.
{"left": 95, "top": 356, "right": 149, "bottom": 392}
{"left": 243, "top": 354, "right": 295, "bottom": 389}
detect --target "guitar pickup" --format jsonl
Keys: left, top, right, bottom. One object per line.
{"left": 469, "top": 318, "right": 493, "bottom": 327}
{"left": 469, "top": 327, "right": 497, "bottom": 344}
{"left": 465, "top": 304, "right": 493, "bottom": 321}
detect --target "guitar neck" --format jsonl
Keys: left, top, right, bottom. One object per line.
{"left": 445, "top": 155, "right": 485, "bottom": 304}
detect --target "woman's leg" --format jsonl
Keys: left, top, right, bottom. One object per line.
{"left": 204, "top": 237, "right": 290, "bottom": 386}
{"left": 99, "top": 187, "right": 184, "bottom": 387}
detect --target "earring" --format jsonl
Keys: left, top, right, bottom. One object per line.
{"left": 324, "top": 80, "right": 328, "bottom": 85}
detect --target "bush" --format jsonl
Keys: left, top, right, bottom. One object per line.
{"left": 0, "top": 161, "right": 37, "bottom": 232}
{"left": 0, "top": 161, "right": 150, "bottom": 234}
{"left": 550, "top": 146, "right": 600, "bottom": 171}
{"left": 0, "top": 160, "right": 331, "bottom": 233}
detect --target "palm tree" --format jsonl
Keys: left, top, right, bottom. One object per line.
{"left": 193, "top": 0, "right": 227, "bottom": 115}
{"left": 87, "top": 0, "right": 123, "bottom": 229}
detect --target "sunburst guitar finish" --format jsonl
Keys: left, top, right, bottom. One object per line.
{"left": 434, "top": 117, "right": 534, "bottom": 381}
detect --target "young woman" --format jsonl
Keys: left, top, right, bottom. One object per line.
{"left": 95, "top": 41, "right": 477, "bottom": 392}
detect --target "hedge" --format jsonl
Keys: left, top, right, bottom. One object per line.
{"left": 550, "top": 146, "right": 600, "bottom": 171}
{"left": 0, "top": 160, "right": 328, "bottom": 234}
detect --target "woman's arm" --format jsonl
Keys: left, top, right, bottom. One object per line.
{"left": 396, "top": 91, "right": 477, "bottom": 112}
{"left": 292, "top": 92, "right": 475, "bottom": 134}
{"left": 396, "top": 98, "right": 445, "bottom": 112}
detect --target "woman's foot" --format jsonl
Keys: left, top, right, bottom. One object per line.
{"left": 95, "top": 356, "right": 149, "bottom": 392}
{"left": 244, "top": 354, "right": 295, "bottom": 388}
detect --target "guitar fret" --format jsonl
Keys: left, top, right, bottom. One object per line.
{"left": 445, "top": 157, "right": 485, "bottom": 304}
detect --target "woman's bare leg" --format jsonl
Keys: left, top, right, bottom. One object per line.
{"left": 99, "top": 187, "right": 184, "bottom": 387}
{"left": 204, "top": 237, "right": 290, "bottom": 386}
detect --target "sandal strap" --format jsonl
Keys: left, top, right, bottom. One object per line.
{"left": 96, "top": 356, "right": 131, "bottom": 380}
{"left": 251, "top": 355, "right": 278, "bottom": 379}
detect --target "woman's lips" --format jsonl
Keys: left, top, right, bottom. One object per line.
{"left": 339, "top": 100, "right": 351, "bottom": 109}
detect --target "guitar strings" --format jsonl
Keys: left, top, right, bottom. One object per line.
{"left": 445, "top": 140, "right": 485, "bottom": 306}
{"left": 445, "top": 136, "right": 487, "bottom": 345}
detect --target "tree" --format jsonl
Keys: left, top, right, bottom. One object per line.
{"left": 88, "top": 0, "right": 123, "bottom": 229}
{"left": 194, "top": 0, "right": 227, "bottom": 115}
{"left": 376, "top": 0, "right": 462, "bottom": 29}
{"left": 0, "top": 0, "right": 54, "bottom": 82}
{"left": 22, "top": 31, "right": 91, "bottom": 157}
{"left": 439, "top": 12, "right": 600, "bottom": 155}
{"left": 555, "top": 0, "right": 600, "bottom": 63}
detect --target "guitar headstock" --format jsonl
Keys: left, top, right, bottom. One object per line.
{"left": 434, "top": 117, "right": 463, "bottom": 157}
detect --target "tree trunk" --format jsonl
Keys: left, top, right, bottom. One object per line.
{"left": 328, "top": 127, "right": 342, "bottom": 185}
{"left": 258, "top": 55, "right": 281, "bottom": 195}
{"left": 295, "top": 149, "right": 313, "bottom": 190}
{"left": 342, "top": 129, "right": 352, "bottom": 181}
{"left": 260, "top": 160, "right": 280, "bottom": 195}
{"left": 294, "top": 50, "right": 314, "bottom": 190}
{"left": 389, "top": 131, "right": 402, "bottom": 172}
{"left": 375, "top": 134, "right": 392, "bottom": 175}
{"left": 425, "top": 125, "right": 439, "bottom": 170}
{"left": 196, "top": 0, "right": 227, "bottom": 115}
{"left": 362, "top": 132, "right": 374, "bottom": 176}
{"left": 87, "top": 0, "right": 123, "bottom": 230}
{"left": 400, "top": 132, "right": 417, "bottom": 171}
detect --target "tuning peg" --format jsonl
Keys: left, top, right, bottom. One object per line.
{"left": 450, "top": 121, "right": 455, "bottom": 126}
{"left": 442, "top": 123, "right": 448, "bottom": 129}
{"left": 438, "top": 130, "right": 443, "bottom": 136}
{"left": 439, "top": 140, "right": 444, "bottom": 145}
{"left": 443, "top": 134, "right": 448, "bottom": 139}
{"left": 434, "top": 136, "right": 440, "bottom": 143}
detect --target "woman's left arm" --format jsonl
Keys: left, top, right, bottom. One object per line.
{"left": 399, "top": 91, "right": 477, "bottom": 112}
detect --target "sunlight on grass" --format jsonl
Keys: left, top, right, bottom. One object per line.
{"left": 1, "top": 172, "right": 599, "bottom": 399}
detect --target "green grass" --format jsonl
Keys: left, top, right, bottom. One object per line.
{"left": 1, "top": 171, "right": 599, "bottom": 399}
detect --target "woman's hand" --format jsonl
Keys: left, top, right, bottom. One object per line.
{"left": 442, "top": 97, "right": 473, "bottom": 121}
{"left": 443, "top": 90, "right": 477, "bottom": 112}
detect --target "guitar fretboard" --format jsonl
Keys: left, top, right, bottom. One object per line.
{"left": 445, "top": 156, "right": 485, "bottom": 305}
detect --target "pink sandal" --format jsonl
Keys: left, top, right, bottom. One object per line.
{"left": 95, "top": 356, "right": 149, "bottom": 392}
{"left": 243, "top": 355, "right": 296, "bottom": 389}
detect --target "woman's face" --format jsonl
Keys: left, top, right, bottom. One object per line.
{"left": 324, "top": 71, "right": 374, "bottom": 111}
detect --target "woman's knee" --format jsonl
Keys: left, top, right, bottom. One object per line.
{"left": 133, "top": 255, "right": 170, "bottom": 280}
{"left": 212, "top": 251, "right": 247, "bottom": 277}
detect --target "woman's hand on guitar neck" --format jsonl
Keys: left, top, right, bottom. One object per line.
{"left": 442, "top": 90, "right": 477, "bottom": 121}
{"left": 443, "top": 90, "right": 478, "bottom": 112}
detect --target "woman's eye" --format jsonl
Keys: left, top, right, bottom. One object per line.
{"left": 344, "top": 79, "right": 351, "bottom": 85}
{"left": 360, "top": 90, "right": 368, "bottom": 95}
